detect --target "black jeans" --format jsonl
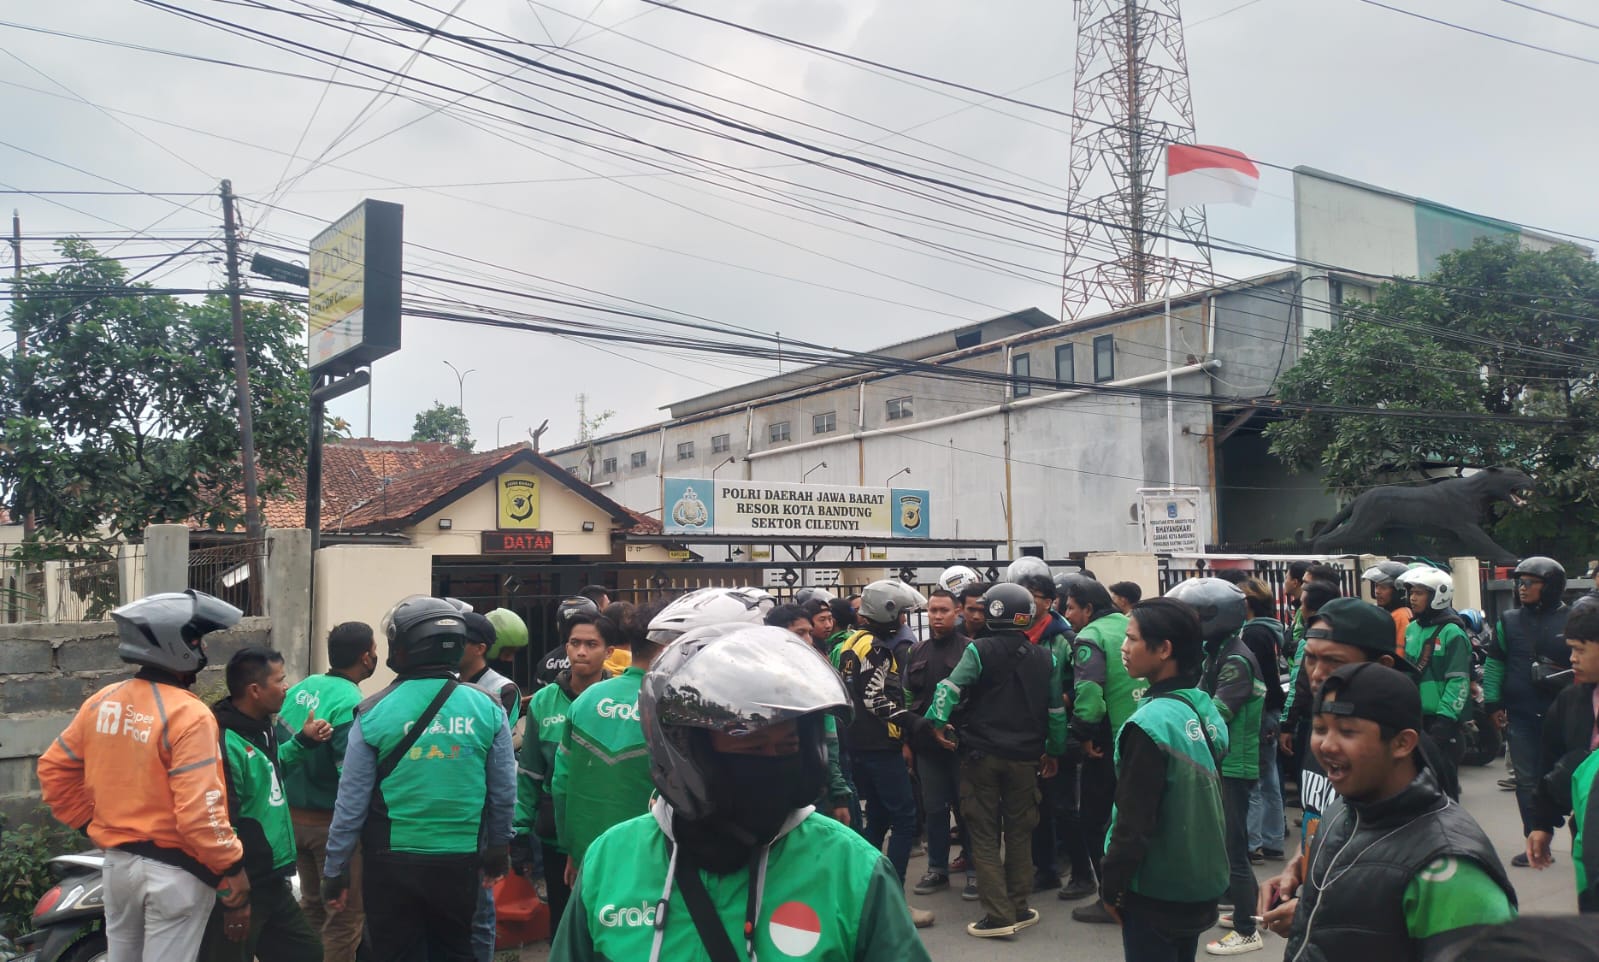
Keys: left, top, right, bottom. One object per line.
{"left": 539, "top": 840, "right": 571, "bottom": 939}
{"left": 199, "top": 877, "right": 323, "bottom": 962}
{"left": 1079, "top": 752, "right": 1117, "bottom": 878}
{"left": 915, "top": 749, "right": 967, "bottom": 875}
{"left": 1031, "top": 767, "right": 1063, "bottom": 880}
{"left": 1221, "top": 777, "right": 1258, "bottom": 937}
{"left": 1120, "top": 900, "right": 1200, "bottom": 962}
{"left": 363, "top": 854, "right": 479, "bottom": 962}
{"left": 1056, "top": 760, "right": 1093, "bottom": 880}
{"left": 854, "top": 749, "right": 918, "bottom": 882}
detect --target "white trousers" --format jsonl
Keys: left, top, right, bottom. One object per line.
{"left": 103, "top": 849, "right": 215, "bottom": 962}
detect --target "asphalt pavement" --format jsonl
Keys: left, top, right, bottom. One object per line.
{"left": 519, "top": 760, "right": 1581, "bottom": 960}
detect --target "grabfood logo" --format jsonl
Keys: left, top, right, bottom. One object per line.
{"left": 598, "top": 902, "right": 657, "bottom": 928}
{"left": 596, "top": 697, "right": 638, "bottom": 721}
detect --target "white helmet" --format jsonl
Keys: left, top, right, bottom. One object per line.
{"left": 647, "top": 586, "right": 777, "bottom": 644}
{"left": 1003, "top": 556, "right": 1051, "bottom": 583}
{"left": 859, "top": 579, "right": 923, "bottom": 626}
{"left": 938, "top": 565, "right": 981, "bottom": 593}
{"left": 1397, "top": 566, "right": 1454, "bottom": 611}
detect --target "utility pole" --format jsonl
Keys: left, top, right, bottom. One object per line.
{"left": 12, "top": 210, "right": 34, "bottom": 541}
{"left": 220, "top": 180, "right": 263, "bottom": 543}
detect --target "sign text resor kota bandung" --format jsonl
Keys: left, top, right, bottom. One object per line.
{"left": 662, "top": 478, "right": 930, "bottom": 538}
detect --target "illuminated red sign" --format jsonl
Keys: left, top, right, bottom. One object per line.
{"left": 481, "top": 531, "right": 554, "bottom": 554}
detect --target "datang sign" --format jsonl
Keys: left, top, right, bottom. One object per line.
{"left": 481, "top": 530, "right": 555, "bottom": 554}
{"left": 663, "top": 478, "right": 930, "bottom": 538}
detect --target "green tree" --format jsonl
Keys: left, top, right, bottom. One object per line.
{"left": 0, "top": 239, "right": 309, "bottom": 544}
{"left": 412, "top": 401, "right": 474, "bottom": 451}
{"left": 1266, "top": 237, "right": 1599, "bottom": 559}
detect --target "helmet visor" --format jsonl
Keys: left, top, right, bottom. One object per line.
{"left": 649, "top": 627, "right": 849, "bottom": 735}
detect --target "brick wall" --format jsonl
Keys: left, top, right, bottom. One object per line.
{"left": 0, "top": 618, "right": 272, "bottom": 825}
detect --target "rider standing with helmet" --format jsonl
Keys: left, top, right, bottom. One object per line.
{"left": 550, "top": 624, "right": 931, "bottom": 961}
{"left": 38, "top": 590, "right": 250, "bottom": 962}
{"left": 1397, "top": 567, "right": 1473, "bottom": 790}
{"left": 321, "top": 596, "right": 515, "bottom": 962}
{"left": 1361, "top": 561, "right": 1413, "bottom": 656}
{"left": 536, "top": 596, "right": 602, "bottom": 689}
{"left": 1485, "top": 556, "right": 1572, "bottom": 864}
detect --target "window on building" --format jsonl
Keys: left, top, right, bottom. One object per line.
{"left": 602, "top": 456, "right": 617, "bottom": 475}
{"left": 1055, "top": 344, "right": 1075, "bottom": 386}
{"left": 712, "top": 433, "right": 730, "bottom": 454}
{"left": 1094, "top": 334, "right": 1115, "bottom": 382}
{"left": 630, "top": 450, "right": 647, "bottom": 469}
{"left": 886, "top": 396, "right": 913, "bottom": 421}
{"left": 813, "top": 411, "right": 836, "bottom": 435}
{"left": 677, "top": 441, "right": 695, "bottom": 461}
{"left": 769, "top": 421, "right": 791, "bottom": 443}
{"left": 1012, "top": 352, "right": 1032, "bottom": 398}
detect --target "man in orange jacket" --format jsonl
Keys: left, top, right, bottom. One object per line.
{"left": 39, "top": 590, "right": 253, "bottom": 961}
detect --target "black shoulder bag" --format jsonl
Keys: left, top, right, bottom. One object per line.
{"left": 671, "top": 846, "right": 751, "bottom": 962}
{"left": 376, "top": 678, "right": 459, "bottom": 780}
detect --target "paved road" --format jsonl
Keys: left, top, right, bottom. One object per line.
{"left": 521, "top": 761, "right": 1580, "bottom": 960}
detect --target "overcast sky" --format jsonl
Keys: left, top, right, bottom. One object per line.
{"left": 4, "top": 0, "right": 1595, "bottom": 450}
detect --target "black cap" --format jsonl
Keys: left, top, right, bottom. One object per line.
{"left": 1305, "top": 598, "right": 1414, "bottom": 672}
{"left": 1314, "top": 662, "right": 1421, "bottom": 733}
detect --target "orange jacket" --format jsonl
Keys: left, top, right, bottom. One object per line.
{"left": 1391, "top": 606, "right": 1413, "bottom": 658}
{"left": 38, "top": 675, "right": 244, "bottom": 881}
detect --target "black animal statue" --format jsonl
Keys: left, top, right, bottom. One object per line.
{"left": 1312, "top": 467, "right": 1534, "bottom": 564}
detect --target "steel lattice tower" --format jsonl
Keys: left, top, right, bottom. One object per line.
{"left": 1060, "top": 0, "right": 1212, "bottom": 321}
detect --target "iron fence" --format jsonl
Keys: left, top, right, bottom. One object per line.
{"left": 188, "top": 540, "right": 269, "bottom": 617}
{"left": 1, "top": 542, "right": 142, "bottom": 623}
{"left": 1156, "top": 555, "right": 1361, "bottom": 624}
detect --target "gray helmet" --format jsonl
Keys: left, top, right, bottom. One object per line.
{"left": 1513, "top": 556, "right": 1567, "bottom": 608}
{"left": 1165, "top": 577, "right": 1247, "bottom": 643}
{"left": 1360, "top": 561, "right": 1410, "bottom": 586}
{"left": 382, "top": 595, "right": 467, "bottom": 673}
{"left": 794, "top": 587, "right": 835, "bottom": 607}
{"left": 982, "top": 582, "right": 1036, "bottom": 631}
{"left": 1003, "top": 556, "right": 1051, "bottom": 584}
{"left": 441, "top": 597, "right": 474, "bottom": 614}
{"left": 639, "top": 624, "right": 850, "bottom": 821}
{"left": 858, "top": 579, "right": 923, "bottom": 626}
{"left": 113, "top": 589, "right": 242, "bottom": 674}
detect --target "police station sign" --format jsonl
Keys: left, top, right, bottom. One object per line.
{"left": 663, "top": 478, "right": 931, "bottom": 538}
{"left": 1139, "top": 487, "right": 1204, "bottom": 554}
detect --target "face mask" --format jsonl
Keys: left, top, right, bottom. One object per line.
{"left": 712, "top": 751, "right": 816, "bottom": 845}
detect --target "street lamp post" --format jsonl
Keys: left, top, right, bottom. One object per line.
{"left": 443, "top": 360, "right": 475, "bottom": 412}
{"left": 496, "top": 415, "right": 512, "bottom": 448}
{"left": 886, "top": 467, "right": 911, "bottom": 486}
{"left": 803, "top": 461, "right": 827, "bottom": 482}
{"left": 711, "top": 455, "right": 736, "bottom": 483}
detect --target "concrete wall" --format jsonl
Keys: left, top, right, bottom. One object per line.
{"left": 311, "top": 544, "right": 431, "bottom": 693}
{"left": 0, "top": 618, "right": 271, "bottom": 824}
{"left": 1083, "top": 552, "right": 1162, "bottom": 597}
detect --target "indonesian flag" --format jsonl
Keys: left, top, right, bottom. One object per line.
{"left": 1165, "top": 144, "right": 1260, "bottom": 210}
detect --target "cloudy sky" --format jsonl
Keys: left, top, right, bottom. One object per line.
{"left": 4, "top": 0, "right": 1595, "bottom": 450}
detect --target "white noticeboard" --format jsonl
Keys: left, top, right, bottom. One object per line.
{"left": 1139, "top": 488, "right": 1204, "bottom": 554}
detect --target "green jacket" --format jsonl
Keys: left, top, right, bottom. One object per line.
{"left": 276, "top": 672, "right": 363, "bottom": 811}
{"left": 1574, "top": 749, "right": 1598, "bottom": 898}
{"left": 1070, "top": 612, "right": 1146, "bottom": 739}
{"left": 554, "top": 666, "right": 653, "bottom": 864}
{"left": 1404, "top": 618, "right": 1471, "bottom": 722}
{"left": 552, "top": 802, "right": 932, "bottom": 962}
{"left": 1202, "top": 634, "right": 1266, "bottom": 780}
{"left": 519, "top": 671, "right": 578, "bottom": 845}
{"left": 214, "top": 698, "right": 296, "bottom": 883}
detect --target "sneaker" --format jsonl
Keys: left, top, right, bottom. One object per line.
{"left": 950, "top": 853, "right": 971, "bottom": 873}
{"left": 1072, "top": 900, "right": 1116, "bottom": 924}
{"left": 1262, "top": 848, "right": 1285, "bottom": 861}
{"left": 1014, "top": 907, "right": 1041, "bottom": 931}
{"left": 1206, "top": 930, "right": 1264, "bottom": 955}
{"left": 1032, "top": 872, "right": 1061, "bottom": 893}
{"left": 1498, "top": 777, "right": 1517, "bottom": 790}
{"left": 913, "top": 871, "right": 949, "bottom": 895}
{"left": 961, "top": 878, "right": 980, "bottom": 901}
{"left": 1248, "top": 849, "right": 1265, "bottom": 865}
{"left": 1058, "top": 876, "right": 1097, "bottom": 901}
{"left": 966, "top": 916, "right": 1016, "bottom": 938}
{"left": 911, "top": 906, "right": 935, "bottom": 929}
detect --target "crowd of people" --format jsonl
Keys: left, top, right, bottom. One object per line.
{"left": 29, "top": 554, "right": 1599, "bottom": 962}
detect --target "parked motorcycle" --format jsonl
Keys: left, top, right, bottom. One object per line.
{"left": 1459, "top": 609, "right": 1505, "bottom": 767}
{"left": 10, "top": 851, "right": 105, "bottom": 962}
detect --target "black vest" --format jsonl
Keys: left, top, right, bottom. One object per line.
{"left": 959, "top": 631, "right": 1053, "bottom": 762}
{"left": 1498, "top": 604, "right": 1570, "bottom": 710}
{"left": 1285, "top": 769, "right": 1515, "bottom": 962}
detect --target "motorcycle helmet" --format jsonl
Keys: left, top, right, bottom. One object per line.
{"left": 113, "top": 589, "right": 242, "bottom": 674}
{"left": 1165, "top": 577, "right": 1248, "bottom": 643}
{"left": 1396, "top": 567, "right": 1454, "bottom": 611}
{"left": 1513, "top": 557, "right": 1567, "bottom": 609}
{"left": 1360, "top": 561, "right": 1409, "bottom": 587}
{"left": 555, "top": 596, "right": 602, "bottom": 641}
{"left": 382, "top": 595, "right": 467, "bottom": 673}
{"left": 639, "top": 624, "right": 850, "bottom": 821}
{"left": 441, "top": 597, "right": 474, "bottom": 614}
{"left": 794, "top": 587, "right": 835, "bottom": 607}
{"left": 981, "top": 582, "right": 1036, "bottom": 631}
{"left": 858, "top": 579, "right": 923, "bottom": 627}
{"left": 938, "top": 565, "right": 981, "bottom": 593}
{"left": 646, "top": 586, "right": 776, "bottom": 645}
{"left": 1459, "top": 608, "right": 1486, "bottom": 634}
{"left": 1003, "top": 556, "right": 1051, "bottom": 584}
{"left": 484, "top": 608, "right": 529, "bottom": 660}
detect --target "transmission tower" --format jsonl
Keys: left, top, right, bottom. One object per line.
{"left": 1060, "top": 0, "right": 1212, "bottom": 322}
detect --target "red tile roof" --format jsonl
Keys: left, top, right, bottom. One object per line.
{"left": 257, "top": 439, "right": 474, "bottom": 530}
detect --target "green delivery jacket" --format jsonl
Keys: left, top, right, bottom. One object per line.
{"left": 1404, "top": 616, "right": 1471, "bottom": 723}
{"left": 276, "top": 672, "right": 364, "bottom": 811}
{"left": 1201, "top": 634, "right": 1266, "bottom": 781}
{"left": 551, "top": 800, "right": 931, "bottom": 962}
{"left": 1071, "top": 612, "right": 1147, "bottom": 742}
{"left": 554, "top": 666, "right": 654, "bottom": 865}
{"left": 214, "top": 697, "right": 296, "bottom": 883}
{"left": 519, "top": 670, "right": 579, "bottom": 845}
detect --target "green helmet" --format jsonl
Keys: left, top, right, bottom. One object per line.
{"left": 485, "top": 608, "right": 529, "bottom": 659}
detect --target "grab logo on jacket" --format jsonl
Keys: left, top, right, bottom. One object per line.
{"left": 597, "top": 902, "right": 657, "bottom": 928}
{"left": 596, "top": 697, "right": 638, "bottom": 721}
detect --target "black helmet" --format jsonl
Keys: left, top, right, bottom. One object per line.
{"left": 1513, "top": 557, "right": 1566, "bottom": 609}
{"left": 555, "top": 596, "right": 602, "bottom": 640}
{"left": 113, "top": 589, "right": 242, "bottom": 675}
{"left": 1165, "top": 577, "right": 1247, "bottom": 643}
{"left": 981, "top": 582, "right": 1036, "bottom": 631}
{"left": 382, "top": 595, "right": 467, "bottom": 673}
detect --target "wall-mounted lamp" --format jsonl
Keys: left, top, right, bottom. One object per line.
{"left": 437, "top": 518, "right": 453, "bottom": 530}
{"left": 581, "top": 521, "right": 596, "bottom": 532}
{"left": 802, "top": 460, "right": 828, "bottom": 482}
{"left": 886, "top": 467, "right": 911, "bottom": 485}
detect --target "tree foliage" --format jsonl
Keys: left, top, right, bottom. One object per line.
{"left": 0, "top": 240, "right": 309, "bottom": 544}
{"left": 1266, "top": 237, "right": 1599, "bottom": 559}
{"left": 411, "top": 401, "right": 474, "bottom": 451}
